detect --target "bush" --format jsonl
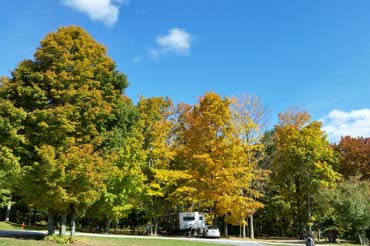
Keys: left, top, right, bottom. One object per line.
{"left": 43, "top": 235, "right": 75, "bottom": 244}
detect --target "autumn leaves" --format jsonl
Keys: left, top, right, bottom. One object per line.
{"left": 1, "top": 26, "right": 368, "bottom": 239}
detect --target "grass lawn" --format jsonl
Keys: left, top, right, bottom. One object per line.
{"left": 0, "top": 221, "right": 45, "bottom": 231}
{"left": 0, "top": 222, "right": 18, "bottom": 231}
{"left": 317, "top": 244, "right": 359, "bottom": 246}
{"left": 275, "top": 243, "right": 359, "bottom": 246}
{"left": 0, "top": 222, "right": 228, "bottom": 245}
{"left": 0, "top": 236, "right": 229, "bottom": 246}
{"left": 0, "top": 238, "right": 51, "bottom": 246}
{"left": 79, "top": 237, "right": 229, "bottom": 246}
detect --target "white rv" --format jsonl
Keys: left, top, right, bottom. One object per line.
{"left": 178, "top": 211, "right": 206, "bottom": 231}
{"left": 157, "top": 211, "right": 207, "bottom": 235}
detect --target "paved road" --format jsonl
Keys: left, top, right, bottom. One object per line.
{"left": 0, "top": 229, "right": 305, "bottom": 246}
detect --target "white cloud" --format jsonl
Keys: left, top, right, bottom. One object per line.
{"left": 148, "top": 48, "right": 159, "bottom": 61}
{"left": 149, "top": 28, "right": 194, "bottom": 59}
{"left": 321, "top": 109, "right": 370, "bottom": 142}
{"left": 62, "top": 0, "right": 128, "bottom": 27}
{"left": 131, "top": 56, "right": 141, "bottom": 64}
{"left": 156, "top": 28, "right": 193, "bottom": 54}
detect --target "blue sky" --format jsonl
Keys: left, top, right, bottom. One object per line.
{"left": 0, "top": 0, "right": 369, "bottom": 141}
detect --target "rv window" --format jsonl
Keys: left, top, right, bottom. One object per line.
{"left": 199, "top": 217, "right": 203, "bottom": 220}
{"left": 183, "top": 216, "right": 195, "bottom": 221}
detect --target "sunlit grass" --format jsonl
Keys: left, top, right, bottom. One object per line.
{"left": 0, "top": 221, "right": 46, "bottom": 231}
{"left": 0, "top": 236, "right": 229, "bottom": 246}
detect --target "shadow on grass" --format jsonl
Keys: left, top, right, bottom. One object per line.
{"left": 0, "top": 230, "right": 46, "bottom": 240}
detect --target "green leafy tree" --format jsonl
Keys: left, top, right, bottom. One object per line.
{"left": 254, "top": 130, "right": 295, "bottom": 237}
{"left": 0, "top": 26, "right": 129, "bottom": 235}
{"left": 86, "top": 98, "right": 146, "bottom": 233}
{"left": 318, "top": 178, "right": 370, "bottom": 244}
{"left": 0, "top": 98, "right": 26, "bottom": 218}
{"left": 271, "top": 111, "right": 339, "bottom": 238}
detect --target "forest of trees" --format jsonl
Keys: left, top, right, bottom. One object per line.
{"left": 0, "top": 26, "right": 369, "bottom": 244}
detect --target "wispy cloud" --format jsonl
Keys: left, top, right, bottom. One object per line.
{"left": 131, "top": 56, "right": 141, "bottom": 64}
{"left": 62, "top": 0, "right": 129, "bottom": 27}
{"left": 321, "top": 109, "right": 370, "bottom": 142}
{"left": 135, "top": 9, "right": 147, "bottom": 16}
{"left": 149, "top": 28, "right": 194, "bottom": 59}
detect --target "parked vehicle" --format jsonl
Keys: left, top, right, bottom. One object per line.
{"left": 178, "top": 211, "right": 206, "bottom": 231}
{"left": 157, "top": 211, "right": 207, "bottom": 235}
{"left": 205, "top": 226, "right": 220, "bottom": 238}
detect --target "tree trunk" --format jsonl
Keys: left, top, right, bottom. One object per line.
{"left": 357, "top": 230, "right": 364, "bottom": 245}
{"left": 280, "top": 218, "right": 284, "bottom": 237}
{"left": 47, "top": 209, "right": 55, "bottom": 235}
{"left": 149, "top": 221, "right": 153, "bottom": 236}
{"left": 60, "top": 212, "right": 67, "bottom": 236}
{"left": 224, "top": 223, "right": 228, "bottom": 237}
{"left": 70, "top": 205, "right": 76, "bottom": 237}
{"left": 5, "top": 193, "right": 12, "bottom": 222}
{"left": 70, "top": 215, "right": 76, "bottom": 237}
{"left": 328, "top": 230, "right": 337, "bottom": 243}
{"left": 88, "top": 220, "right": 92, "bottom": 233}
{"left": 295, "top": 178, "right": 303, "bottom": 239}
{"left": 115, "top": 219, "right": 119, "bottom": 232}
{"left": 242, "top": 223, "right": 246, "bottom": 238}
{"left": 307, "top": 187, "right": 312, "bottom": 234}
{"left": 31, "top": 209, "right": 37, "bottom": 225}
{"left": 104, "top": 216, "right": 111, "bottom": 234}
{"left": 153, "top": 217, "right": 158, "bottom": 236}
{"left": 250, "top": 214, "right": 254, "bottom": 239}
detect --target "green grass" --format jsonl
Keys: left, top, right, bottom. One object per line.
{"left": 0, "top": 222, "right": 18, "bottom": 230}
{"left": 0, "top": 236, "right": 228, "bottom": 246}
{"left": 0, "top": 222, "right": 228, "bottom": 245}
{"left": 0, "top": 238, "right": 53, "bottom": 246}
{"left": 0, "top": 221, "right": 46, "bottom": 231}
{"left": 273, "top": 243, "right": 360, "bottom": 246}
{"left": 77, "top": 237, "right": 228, "bottom": 246}
{"left": 317, "top": 244, "right": 359, "bottom": 246}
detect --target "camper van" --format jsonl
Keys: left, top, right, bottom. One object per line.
{"left": 178, "top": 211, "right": 206, "bottom": 231}
{"left": 158, "top": 211, "right": 207, "bottom": 235}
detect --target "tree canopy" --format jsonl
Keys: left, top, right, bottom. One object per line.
{"left": 0, "top": 26, "right": 368, "bottom": 242}
{"left": 0, "top": 26, "right": 133, "bottom": 235}
{"left": 271, "top": 111, "right": 339, "bottom": 237}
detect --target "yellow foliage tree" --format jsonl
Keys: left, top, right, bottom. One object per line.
{"left": 176, "top": 92, "right": 264, "bottom": 230}
{"left": 229, "top": 94, "right": 267, "bottom": 237}
{"left": 138, "top": 96, "right": 193, "bottom": 235}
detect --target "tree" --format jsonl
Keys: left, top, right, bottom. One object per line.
{"left": 230, "top": 94, "right": 268, "bottom": 238}
{"left": 0, "top": 98, "right": 26, "bottom": 220}
{"left": 318, "top": 178, "right": 370, "bottom": 244}
{"left": 0, "top": 26, "right": 129, "bottom": 235}
{"left": 254, "top": 130, "right": 296, "bottom": 237}
{"left": 271, "top": 111, "right": 339, "bottom": 238}
{"left": 176, "top": 92, "right": 263, "bottom": 231}
{"left": 85, "top": 97, "right": 146, "bottom": 234}
{"left": 335, "top": 136, "right": 370, "bottom": 180}
{"left": 137, "top": 96, "right": 193, "bottom": 235}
